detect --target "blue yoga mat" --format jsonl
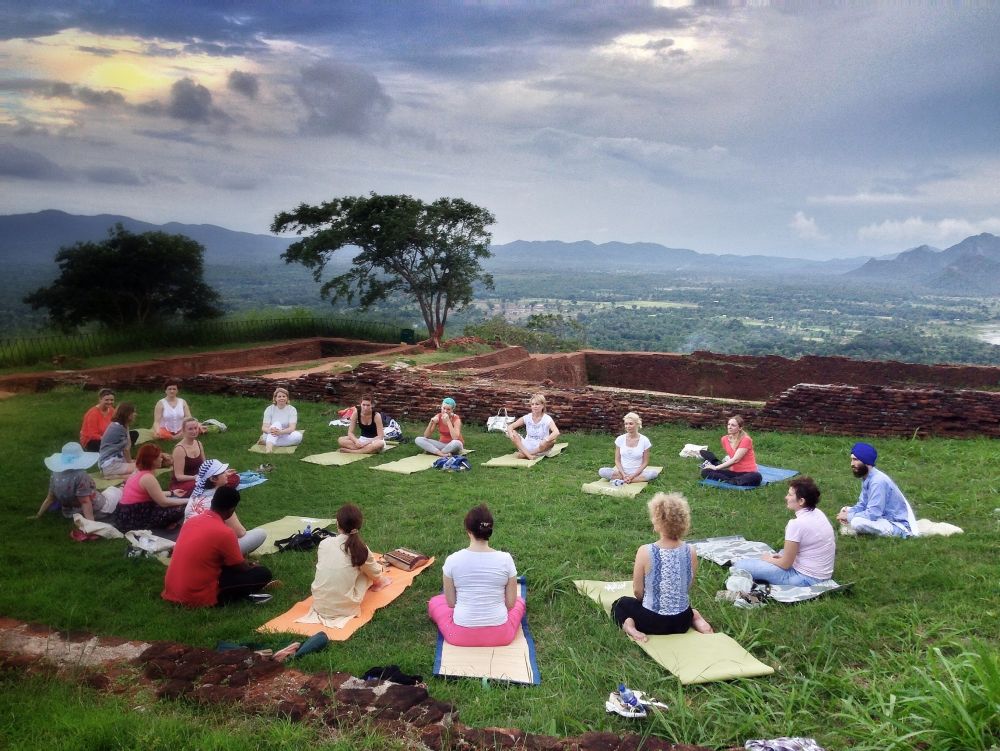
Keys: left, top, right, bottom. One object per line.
{"left": 699, "top": 465, "right": 798, "bottom": 491}
{"left": 237, "top": 471, "right": 269, "bottom": 491}
{"left": 433, "top": 576, "right": 540, "bottom": 685}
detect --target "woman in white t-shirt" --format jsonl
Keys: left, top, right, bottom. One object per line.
{"left": 427, "top": 504, "right": 526, "bottom": 647}
{"left": 152, "top": 380, "right": 193, "bottom": 440}
{"left": 506, "top": 393, "right": 560, "bottom": 459}
{"left": 598, "top": 412, "right": 660, "bottom": 484}
{"left": 258, "top": 387, "right": 303, "bottom": 453}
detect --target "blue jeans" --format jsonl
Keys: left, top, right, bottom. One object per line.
{"left": 733, "top": 557, "right": 823, "bottom": 586}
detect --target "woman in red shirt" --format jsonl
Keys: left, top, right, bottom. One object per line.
{"left": 700, "top": 415, "right": 763, "bottom": 487}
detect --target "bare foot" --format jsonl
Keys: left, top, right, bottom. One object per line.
{"left": 371, "top": 575, "right": 392, "bottom": 591}
{"left": 692, "top": 609, "right": 714, "bottom": 634}
{"left": 622, "top": 617, "right": 649, "bottom": 643}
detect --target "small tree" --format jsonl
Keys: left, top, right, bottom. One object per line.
{"left": 272, "top": 193, "right": 495, "bottom": 347}
{"left": 24, "top": 224, "right": 223, "bottom": 330}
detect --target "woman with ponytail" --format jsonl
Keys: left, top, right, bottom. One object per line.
{"left": 428, "top": 504, "right": 526, "bottom": 647}
{"left": 310, "top": 504, "right": 388, "bottom": 619}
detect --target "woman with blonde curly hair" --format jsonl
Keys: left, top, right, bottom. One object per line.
{"left": 611, "top": 492, "right": 713, "bottom": 642}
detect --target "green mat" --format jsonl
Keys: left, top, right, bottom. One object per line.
{"left": 371, "top": 450, "right": 472, "bottom": 475}
{"left": 248, "top": 431, "right": 306, "bottom": 454}
{"left": 574, "top": 579, "right": 774, "bottom": 684}
{"left": 301, "top": 442, "right": 399, "bottom": 466}
{"left": 483, "top": 442, "right": 569, "bottom": 468}
{"left": 249, "top": 515, "right": 335, "bottom": 557}
{"left": 134, "top": 428, "right": 156, "bottom": 445}
{"left": 580, "top": 467, "right": 663, "bottom": 497}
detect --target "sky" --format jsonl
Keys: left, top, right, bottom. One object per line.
{"left": 1, "top": 1, "right": 999, "bottom": 260}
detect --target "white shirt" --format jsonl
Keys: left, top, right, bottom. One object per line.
{"left": 615, "top": 433, "right": 652, "bottom": 474}
{"left": 442, "top": 548, "right": 516, "bottom": 627}
{"left": 263, "top": 404, "right": 297, "bottom": 429}
{"left": 522, "top": 413, "right": 554, "bottom": 442}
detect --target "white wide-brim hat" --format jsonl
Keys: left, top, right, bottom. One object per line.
{"left": 44, "top": 442, "right": 99, "bottom": 472}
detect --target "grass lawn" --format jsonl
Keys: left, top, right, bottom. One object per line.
{"left": 1, "top": 387, "right": 998, "bottom": 750}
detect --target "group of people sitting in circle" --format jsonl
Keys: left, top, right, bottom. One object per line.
{"left": 38, "top": 383, "right": 918, "bottom": 650}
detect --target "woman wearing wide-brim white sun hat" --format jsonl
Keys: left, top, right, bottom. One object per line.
{"left": 34, "top": 442, "right": 122, "bottom": 521}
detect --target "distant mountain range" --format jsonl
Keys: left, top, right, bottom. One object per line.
{"left": 0, "top": 210, "right": 291, "bottom": 264}
{"left": 846, "top": 233, "right": 1000, "bottom": 294}
{"left": 1, "top": 210, "right": 997, "bottom": 291}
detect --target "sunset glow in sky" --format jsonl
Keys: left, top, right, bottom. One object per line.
{"left": 1, "top": 2, "right": 998, "bottom": 258}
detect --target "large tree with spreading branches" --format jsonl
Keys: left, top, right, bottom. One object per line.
{"left": 24, "top": 224, "right": 222, "bottom": 330}
{"left": 271, "top": 193, "right": 495, "bottom": 347}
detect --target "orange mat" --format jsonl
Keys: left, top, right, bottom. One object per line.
{"left": 258, "top": 556, "right": 435, "bottom": 641}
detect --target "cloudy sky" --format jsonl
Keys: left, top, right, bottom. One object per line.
{"left": 1, "top": 1, "right": 998, "bottom": 259}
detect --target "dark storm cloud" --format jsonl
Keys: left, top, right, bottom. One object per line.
{"left": 0, "top": 1, "right": 690, "bottom": 80}
{"left": 0, "top": 78, "right": 125, "bottom": 106}
{"left": 77, "top": 45, "right": 116, "bottom": 57}
{"left": 169, "top": 77, "right": 213, "bottom": 122}
{"left": 295, "top": 60, "right": 391, "bottom": 136}
{"left": 227, "top": 70, "right": 259, "bottom": 99}
{"left": 0, "top": 143, "right": 70, "bottom": 180}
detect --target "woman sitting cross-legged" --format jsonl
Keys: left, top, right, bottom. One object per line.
{"left": 611, "top": 492, "right": 713, "bottom": 643}
{"left": 505, "top": 393, "right": 559, "bottom": 459}
{"left": 428, "top": 504, "right": 526, "bottom": 647}
{"left": 337, "top": 396, "right": 386, "bottom": 454}
{"left": 259, "top": 386, "right": 304, "bottom": 453}
{"left": 599, "top": 411, "right": 661, "bottom": 484}
{"left": 115, "top": 444, "right": 187, "bottom": 533}
{"left": 732, "top": 476, "right": 835, "bottom": 586}
{"left": 699, "top": 415, "right": 762, "bottom": 487}
{"left": 414, "top": 397, "right": 464, "bottom": 456}
{"left": 310, "top": 503, "right": 391, "bottom": 620}
{"left": 169, "top": 417, "right": 205, "bottom": 497}
{"left": 184, "top": 459, "right": 266, "bottom": 556}
{"left": 98, "top": 402, "right": 140, "bottom": 478}
{"left": 152, "top": 380, "right": 193, "bottom": 440}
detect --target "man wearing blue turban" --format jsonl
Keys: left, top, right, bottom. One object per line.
{"left": 837, "top": 442, "right": 919, "bottom": 537}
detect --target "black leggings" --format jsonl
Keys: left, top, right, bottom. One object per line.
{"left": 700, "top": 468, "right": 762, "bottom": 486}
{"left": 217, "top": 564, "right": 272, "bottom": 604}
{"left": 611, "top": 597, "right": 693, "bottom": 635}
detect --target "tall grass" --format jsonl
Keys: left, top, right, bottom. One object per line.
{"left": 1, "top": 387, "right": 997, "bottom": 749}
{"left": 0, "top": 315, "right": 405, "bottom": 369}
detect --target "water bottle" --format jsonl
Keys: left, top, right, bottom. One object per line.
{"left": 618, "top": 683, "right": 639, "bottom": 708}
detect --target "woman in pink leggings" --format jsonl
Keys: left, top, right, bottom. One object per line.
{"left": 428, "top": 504, "right": 526, "bottom": 647}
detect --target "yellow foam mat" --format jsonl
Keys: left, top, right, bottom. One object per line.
{"left": 580, "top": 468, "right": 662, "bottom": 498}
{"left": 483, "top": 442, "right": 569, "bottom": 468}
{"left": 574, "top": 579, "right": 773, "bottom": 684}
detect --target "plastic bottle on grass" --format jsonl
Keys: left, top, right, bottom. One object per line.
{"left": 618, "top": 683, "right": 639, "bottom": 707}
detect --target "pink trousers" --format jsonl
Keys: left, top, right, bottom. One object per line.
{"left": 427, "top": 593, "right": 527, "bottom": 647}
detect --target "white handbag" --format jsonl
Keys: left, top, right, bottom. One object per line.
{"left": 486, "top": 408, "right": 516, "bottom": 432}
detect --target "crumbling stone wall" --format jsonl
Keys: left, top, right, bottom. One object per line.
{"left": 581, "top": 350, "right": 1000, "bottom": 401}
{"left": 756, "top": 383, "right": 1000, "bottom": 437}
{"left": 107, "top": 364, "right": 745, "bottom": 431}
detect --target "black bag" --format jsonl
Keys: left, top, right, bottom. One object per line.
{"left": 275, "top": 527, "right": 335, "bottom": 552}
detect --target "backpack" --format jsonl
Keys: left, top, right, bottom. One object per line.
{"left": 275, "top": 527, "right": 335, "bottom": 552}
{"left": 383, "top": 417, "right": 403, "bottom": 441}
{"left": 433, "top": 455, "right": 471, "bottom": 472}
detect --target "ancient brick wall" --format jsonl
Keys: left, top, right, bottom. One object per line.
{"left": 756, "top": 383, "right": 1000, "bottom": 438}
{"left": 582, "top": 350, "right": 1000, "bottom": 401}
{"left": 108, "top": 364, "right": 743, "bottom": 432}
{"left": 0, "top": 338, "right": 411, "bottom": 393}
{"left": 423, "top": 345, "right": 530, "bottom": 371}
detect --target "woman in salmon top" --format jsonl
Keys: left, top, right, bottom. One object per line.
{"left": 699, "top": 415, "right": 762, "bottom": 487}
{"left": 415, "top": 397, "right": 464, "bottom": 456}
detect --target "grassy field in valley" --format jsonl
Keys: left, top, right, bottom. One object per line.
{"left": 1, "top": 387, "right": 998, "bottom": 750}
